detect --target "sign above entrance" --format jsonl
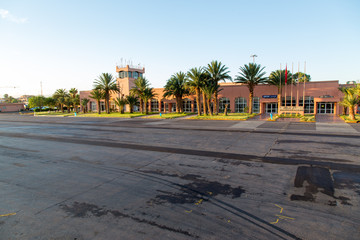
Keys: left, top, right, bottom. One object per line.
{"left": 262, "top": 95, "right": 277, "bottom": 99}
{"left": 279, "top": 106, "right": 304, "bottom": 111}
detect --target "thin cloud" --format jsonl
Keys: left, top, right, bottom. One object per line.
{"left": 0, "top": 9, "right": 27, "bottom": 23}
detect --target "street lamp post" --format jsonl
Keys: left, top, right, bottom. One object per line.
{"left": 250, "top": 54, "right": 258, "bottom": 63}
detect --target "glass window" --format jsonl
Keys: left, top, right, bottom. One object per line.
{"left": 281, "top": 96, "right": 296, "bottom": 106}
{"left": 235, "top": 97, "right": 247, "bottom": 113}
{"left": 100, "top": 102, "right": 105, "bottom": 112}
{"left": 171, "top": 103, "right": 176, "bottom": 112}
{"left": 299, "top": 96, "right": 314, "bottom": 113}
{"left": 219, "top": 97, "right": 230, "bottom": 113}
{"left": 90, "top": 101, "right": 96, "bottom": 111}
{"left": 128, "top": 72, "right": 132, "bottom": 78}
{"left": 133, "top": 72, "right": 139, "bottom": 79}
{"left": 182, "top": 98, "right": 192, "bottom": 112}
{"left": 193, "top": 99, "right": 197, "bottom": 112}
{"left": 151, "top": 99, "right": 159, "bottom": 112}
{"left": 253, "top": 97, "right": 260, "bottom": 113}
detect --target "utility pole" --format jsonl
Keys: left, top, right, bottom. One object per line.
{"left": 40, "top": 81, "right": 43, "bottom": 96}
{"left": 250, "top": 54, "right": 257, "bottom": 63}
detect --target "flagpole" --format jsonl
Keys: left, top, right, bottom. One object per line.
{"left": 303, "top": 61, "right": 306, "bottom": 108}
{"left": 280, "top": 63, "right": 282, "bottom": 111}
{"left": 291, "top": 62, "right": 293, "bottom": 107}
{"left": 285, "top": 64, "right": 287, "bottom": 107}
{"left": 297, "top": 62, "right": 299, "bottom": 107}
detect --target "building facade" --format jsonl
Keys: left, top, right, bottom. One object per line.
{"left": 79, "top": 66, "right": 355, "bottom": 115}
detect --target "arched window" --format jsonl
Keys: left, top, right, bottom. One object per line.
{"left": 219, "top": 97, "right": 230, "bottom": 113}
{"left": 235, "top": 97, "right": 247, "bottom": 113}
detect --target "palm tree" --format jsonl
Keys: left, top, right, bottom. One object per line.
{"left": 89, "top": 89, "right": 104, "bottom": 114}
{"left": 69, "top": 88, "right": 79, "bottom": 112}
{"left": 93, "top": 73, "right": 119, "bottom": 114}
{"left": 114, "top": 97, "right": 127, "bottom": 114}
{"left": 293, "top": 72, "right": 311, "bottom": 82}
{"left": 126, "top": 94, "right": 138, "bottom": 113}
{"left": 130, "top": 77, "right": 150, "bottom": 113}
{"left": 143, "top": 88, "right": 157, "bottom": 114}
{"left": 235, "top": 63, "right": 267, "bottom": 113}
{"left": 163, "top": 72, "right": 189, "bottom": 113}
{"left": 81, "top": 98, "right": 90, "bottom": 113}
{"left": 268, "top": 70, "right": 294, "bottom": 109}
{"left": 340, "top": 87, "right": 359, "bottom": 120}
{"left": 338, "top": 86, "right": 349, "bottom": 115}
{"left": 187, "top": 67, "right": 206, "bottom": 116}
{"left": 53, "top": 89, "right": 69, "bottom": 113}
{"left": 200, "top": 81, "right": 219, "bottom": 116}
{"left": 205, "top": 61, "right": 231, "bottom": 114}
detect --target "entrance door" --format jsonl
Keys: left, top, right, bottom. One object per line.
{"left": 265, "top": 103, "right": 278, "bottom": 113}
{"left": 317, "top": 102, "right": 334, "bottom": 114}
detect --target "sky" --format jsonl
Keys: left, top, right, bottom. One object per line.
{"left": 1, "top": 0, "right": 359, "bottom": 97}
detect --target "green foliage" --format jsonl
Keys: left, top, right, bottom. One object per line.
{"left": 163, "top": 71, "right": 189, "bottom": 113}
{"left": 268, "top": 70, "right": 295, "bottom": 90}
{"left": 114, "top": 97, "right": 127, "bottom": 113}
{"left": 292, "top": 72, "right": 311, "bottom": 82}
{"left": 126, "top": 94, "right": 139, "bottom": 113}
{"left": 28, "top": 96, "right": 46, "bottom": 109}
{"left": 53, "top": 89, "right": 69, "bottom": 113}
{"left": 93, "top": 73, "right": 119, "bottom": 114}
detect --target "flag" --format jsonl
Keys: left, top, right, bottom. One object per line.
{"left": 285, "top": 65, "right": 288, "bottom": 84}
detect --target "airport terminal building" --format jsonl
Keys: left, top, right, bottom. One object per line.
{"left": 80, "top": 65, "right": 354, "bottom": 115}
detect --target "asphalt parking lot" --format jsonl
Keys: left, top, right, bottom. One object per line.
{"left": 0, "top": 114, "right": 359, "bottom": 239}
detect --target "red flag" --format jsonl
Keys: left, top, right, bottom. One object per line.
{"left": 285, "top": 65, "right": 288, "bottom": 84}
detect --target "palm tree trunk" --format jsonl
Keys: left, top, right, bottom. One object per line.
{"left": 207, "top": 98, "right": 212, "bottom": 116}
{"left": 278, "top": 87, "right": 281, "bottom": 113}
{"left": 139, "top": 99, "right": 144, "bottom": 113}
{"left": 349, "top": 106, "right": 355, "bottom": 120}
{"left": 145, "top": 100, "right": 149, "bottom": 114}
{"left": 196, "top": 88, "right": 201, "bottom": 116}
{"left": 202, "top": 92, "right": 207, "bottom": 115}
{"left": 97, "top": 100, "right": 101, "bottom": 114}
{"left": 249, "top": 91, "right": 253, "bottom": 114}
{"left": 106, "top": 94, "right": 110, "bottom": 114}
{"left": 214, "top": 91, "right": 218, "bottom": 115}
{"left": 61, "top": 104, "right": 64, "bottom": 113}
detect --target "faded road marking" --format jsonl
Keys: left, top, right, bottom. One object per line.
{"left": 270, "top": 204, "right": 294, "bottom": 224}
{"left": 0, "top": 213, "right": 16, "bottom": 217}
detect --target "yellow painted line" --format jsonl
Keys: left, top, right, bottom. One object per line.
{"left": 207, "top": 191, "right": 213, "bottom": 195}
{"left": 270, "top": 219, "right": 279, "bottom": 224}
{"left": 195, "top": 199, "right": 203, "bottom": 205}
{"left": 274, "top": 204, "right": 283, "bottom": 213}
{"left": 185, "top": 210, "right": 192, "bottom": 213}
{"left": 276, "top": 214, "right": 295, "bottom": 220}
{"left": 0, "top": 213, "right": 16, "bottom": 217}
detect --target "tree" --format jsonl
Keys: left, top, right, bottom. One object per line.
{"left": 81, "top": 98, "right": 90, "bottom": 113}
{"left": 114, "top": 97, "right": 127, "bottom": 113}
{"left": 268, "top": 70, "right": 294, "bottom": 109}
{"left": 235, "top": 63, "right": 267, "bottom": 113}
{"left": 187, "top": 67, "right": 206, "bottom": 116}
{"left": 130, "top": 77, "right": 150, "bottom": 113}
{"left": 163, "top": 72, "right": 189, "bottom": 113}
{"left": 340, "top": 87, "right": 359, "bottom": 120}
{"left": 205, "top": 61, "right": 231, "bottom": 114}
{"left": 293, "top": 72, "right": 311, "bottom": 83}
{"left": 69, "top": 88, "right": 79, "bottom": 112}
{"left": 200, "top": 81, "right": 219, "bottom": 116}
{"left": 338, "top": 86, "right": 349, "bottom": 115}
{"left": 126, "top": 94, "right": 138, "bottom": 113}
{"left": 28, "top": 96, "right": 45, "bottom": 109}
{"left": 89, "top": 89, "right": 104, "bottom": 114}
{"left": 142, "top": 88, "right": 157, "bottom": 114}
{"left": 44, "top": 97, "right": 56, "bottom": 109}
{"left": 93, "top": 73, "right": 119, "bottom": 114}
{"left": 53, "top": 89, "right": 69, "bottom": 113}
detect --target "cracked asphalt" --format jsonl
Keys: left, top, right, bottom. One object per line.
{"left": 0, "top": 113, "right": 359, "bottom": 240}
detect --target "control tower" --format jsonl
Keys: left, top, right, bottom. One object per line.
{"left": 116, "top": 64, "right": 145, "bottom": 97}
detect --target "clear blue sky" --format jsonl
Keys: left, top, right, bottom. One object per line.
{"left": 1, "top": 0, "right": 359, "bottom": 97}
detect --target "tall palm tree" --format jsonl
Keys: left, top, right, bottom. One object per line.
{"left": 163, "top": 72, "right": 189, "bottom": 113}
{"left": 114, "top": 97, "right": 127, "bottom": 114}
{"left": 69, "top": 88, "right": 79, "bottom": 112}
{"left": 200, "top": 81, "right": 219, "bottom": 116}
{"left": 293, "top": 72, "right": 311, "bottom": 82}
{"left": 205, "top": 61, "right": 231, "bottom": 114}
{"left": 187, "top": 67, "right": 206, "bottom": 116}
{"left": 81, "top": 98, "right": 90, "bottom": 113}
{"left": 235, "top": 63, "right": 267, "bottom": 113}
{"left": 268, "top": 70, "right": 294, "bottom": 109}
{"left": 340, "top": 87, "right": 359, "bottom": 120}
{"left": 130, "top": 77, "right": 150, "bottom": 113}
{"left": 338, "top": 86, "right": 349, "bottom": 115}
{"left": 89, "top": 89, "right": 104, "bottom": 114}
{"left": 53, "top": 89, "right": 69, "bottom": 113}
{"left": 126, "top": 94, "right": 138, "bottom": 113}
{"left": 143, "top": 88, "right": 157, "bottom": 114}
{"left": 93, "top": 73, "right": 119, "bottom": 114}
